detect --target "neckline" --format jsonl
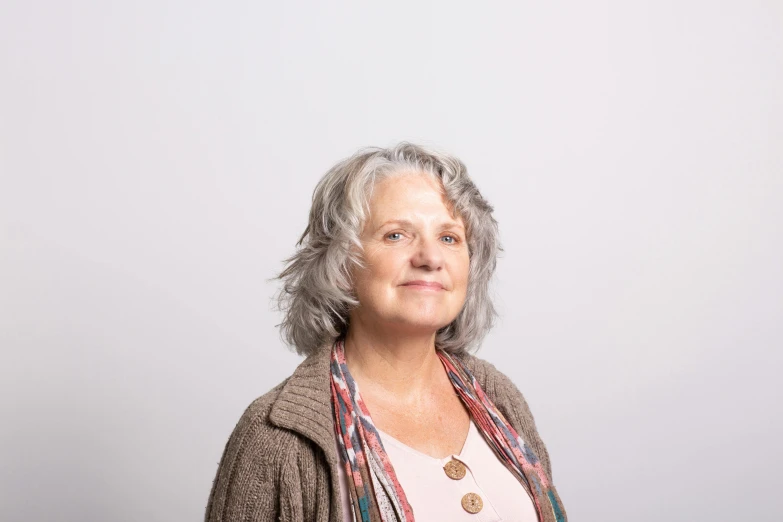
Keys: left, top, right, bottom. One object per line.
{"left": 375, "top": 419, "right": 475, "bottom": 464}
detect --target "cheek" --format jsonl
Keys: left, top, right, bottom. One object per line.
{"left": 365, "top": 249, "right": 404, "bottom": 281}
{"left": 455, "top": 255, "right": 470, "bottom": 288}
{"left": 354, "top": 251, "right": 399, "bottom": 297}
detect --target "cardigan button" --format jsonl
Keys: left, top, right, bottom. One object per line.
{"left": 461, "top": 492, "right": 483, "bottom": 514}
{"left": 443, "top": 459, "right": 467, "bottom": 480}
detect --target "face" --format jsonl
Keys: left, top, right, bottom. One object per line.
{"left": 349, "top": 173, "right": 470, "bottom": 336}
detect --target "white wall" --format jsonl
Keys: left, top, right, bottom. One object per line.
{"left": 1, "top": 1, "right": 781, "bottom": 521}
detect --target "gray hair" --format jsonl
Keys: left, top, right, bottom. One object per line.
{"left": 272, "top": 142, "right": 503, "bottom": 357}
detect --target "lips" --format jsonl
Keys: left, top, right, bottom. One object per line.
{"left": 400, "top": 280, "right": 444, "bottom": 290}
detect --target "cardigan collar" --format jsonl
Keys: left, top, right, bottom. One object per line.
{"left": 268, "top": 341, "right": 339, "bottom": 465}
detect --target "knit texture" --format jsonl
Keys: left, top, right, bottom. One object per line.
{"left": 204, "top": 343, "right": 567, "bottom": 522}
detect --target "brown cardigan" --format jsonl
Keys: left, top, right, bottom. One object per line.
{"left": 204, "top": 343, "right": 567, "bottom": 522}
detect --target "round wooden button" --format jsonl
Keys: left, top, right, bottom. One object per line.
{"left": 461, "top": 492, "right": 483, "bottom": 514}
{"left": 443, "top": 459, "right": 467, "bottom": 480}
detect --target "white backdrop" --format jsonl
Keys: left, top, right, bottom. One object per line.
{"left": 1, "top": 1, "right": 781, "bottom": 521}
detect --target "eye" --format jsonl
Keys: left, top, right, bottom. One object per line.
{"left": 441, "top": 235, "right": 460, "bottom": 244}
{"left": 386, "top": 232, "right": 403, "bottom": 241}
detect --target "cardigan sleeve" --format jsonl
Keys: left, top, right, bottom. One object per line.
{"left": 204, "top": 400, "right": 286, "bottom": 522}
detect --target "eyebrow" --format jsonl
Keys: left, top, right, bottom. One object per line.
{"left": 376, "top": 219, "right": 465, "bottom": 232}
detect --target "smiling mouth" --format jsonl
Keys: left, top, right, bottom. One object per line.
{"left": 400, "top": 283, "right": 445, "bottom": 291}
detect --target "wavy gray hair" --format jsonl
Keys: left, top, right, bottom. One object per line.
{"left": 272, "top": 142, "right": 503, "bottom": 356}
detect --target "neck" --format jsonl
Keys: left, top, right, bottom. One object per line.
{"left": 342, "top": 318, "right": 444, "bottom": 400}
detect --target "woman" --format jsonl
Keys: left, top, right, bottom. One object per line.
{"left": 205, "top": 143, "right": 567, "bottom": 522}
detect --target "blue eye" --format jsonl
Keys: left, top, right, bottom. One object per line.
{"left": 387, "top": 233, "right": 403, "bottom": 241}
{"left": 442, "top": 235, "right": 458, "bottom": 244}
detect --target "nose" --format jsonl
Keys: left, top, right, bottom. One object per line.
{"left": 411, "top": 235, "right": 444, "bottom": 271}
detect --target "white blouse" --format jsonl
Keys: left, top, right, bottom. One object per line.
{"left": 335, "top": 419, "right": 539, "bottom": 521}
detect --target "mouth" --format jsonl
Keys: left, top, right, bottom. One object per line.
{"left": 400, "top": 281, "right": 445, "bottom": 291}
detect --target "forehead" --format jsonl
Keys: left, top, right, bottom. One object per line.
{"left": 366, "top": 173, "right": 464, "bottom": 227}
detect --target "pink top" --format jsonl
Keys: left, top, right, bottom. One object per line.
{"left": 335, "top": 419, "right": 539, "bottom": 521}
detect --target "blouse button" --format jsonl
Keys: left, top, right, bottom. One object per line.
{"left": 443, "top": 459, "right": 467, "bottom": 480}
{"left": 461, "top": 492, "right": 483, "bottom": 514}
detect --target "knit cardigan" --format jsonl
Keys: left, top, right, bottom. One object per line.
{"left": 204, "top": 343, "right": 567, "bottom": 522}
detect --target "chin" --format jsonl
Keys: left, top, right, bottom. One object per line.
{"left": 393, "top": 315, "right": 453, "bottom": 334}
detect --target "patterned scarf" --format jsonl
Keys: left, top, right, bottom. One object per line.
{"left": 329, "top": 337, "right": 566, "bottom": 522}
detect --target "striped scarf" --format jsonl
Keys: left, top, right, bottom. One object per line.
{"left": 329, "top": 337, "right": 566, "bottom": 522}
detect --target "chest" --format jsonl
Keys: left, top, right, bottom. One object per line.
{"left": 334, "top": 420, "right": 540, "bottom": 522}
{"left": 361, "top": 384, "right": 472, "bottom": 459}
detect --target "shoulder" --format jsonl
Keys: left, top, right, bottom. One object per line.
{"left": 205, "top": 379, "right": 302, "bottom": 521}
{"left": 233, "top": 379, "right": 288, "bottom": 432}
{"left": 218, "top": 378, "right": 302, "bottom": 466}
{"left": 455, "top": 351, "right": 524, "bottom": 402}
